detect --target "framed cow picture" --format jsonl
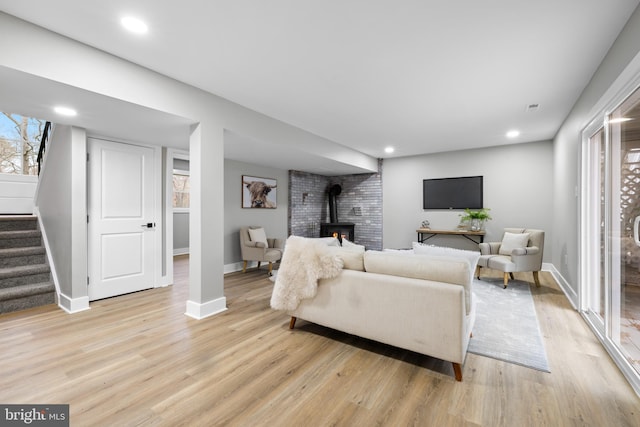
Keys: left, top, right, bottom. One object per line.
{"left": 242, "top": 175, "right": 277, "bottom": 208}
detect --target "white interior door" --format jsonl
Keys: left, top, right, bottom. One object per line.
{"left": 88, "top": 138, "right": 155, "bottom": 301}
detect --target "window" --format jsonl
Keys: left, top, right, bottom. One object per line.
{"left": 172, "top": 170, "right": 190, "bottom": 209}
{"left": 0, "top": 112, "right": 46, "bottom": 175}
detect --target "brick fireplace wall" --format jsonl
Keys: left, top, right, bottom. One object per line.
{"left": 288, "top": 171, "right": 330, "bottom": 238}
{"left": 288, "top": 160, "right": 383, "bottom": 250}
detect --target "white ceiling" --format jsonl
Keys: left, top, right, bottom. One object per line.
{"left": 0, "top": 1, "right": 638, "bottom": 173}
{"left": 0, "top": 67, "right": 193, "bottom": 148}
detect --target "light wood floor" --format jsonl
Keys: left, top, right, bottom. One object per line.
{"left": 1, "top": 256, "right": 639, "bottom": 426}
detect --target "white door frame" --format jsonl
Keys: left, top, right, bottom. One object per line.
{"left": 165, "top": 148, "right": 190, "bottom": 285}
{"left": 87, "top": 136, "right": 165, "bottom": 298}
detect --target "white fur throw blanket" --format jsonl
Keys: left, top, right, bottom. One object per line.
{"left": 270, "top": 236, "right": 344, "bottom": 311}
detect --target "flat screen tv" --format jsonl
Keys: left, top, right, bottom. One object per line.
{"left": 423, "top": 176, "right": 483, "bottom": 210}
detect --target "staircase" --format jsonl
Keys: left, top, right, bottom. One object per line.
{"left": 0, "top": 216, "right": 56, "bottom": 314}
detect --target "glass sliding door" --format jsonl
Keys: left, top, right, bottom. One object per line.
{"left": 583, "top": 84, "right": 640, "bottom": 386}
{"left": 611, "top": 88, "right": 640, "bottom": 373}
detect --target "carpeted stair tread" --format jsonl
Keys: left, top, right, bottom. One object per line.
{"left": 0, "top": 230, "right": 42, "bottom": 249}
{"left": 0, "top": 216, "right": 38, "bottom": 232}
{"left": 0, "top": 246, "right": 46, "bottom": 269}
{"left": 0, "top": 282, "right": 56, "bottom": 313}
{"left": 0, "top": 230, "right": 41, "bottom": 239}
{"left": 0, "top": 281, "right": 55, "bottom": 299}
{"left": 0, "top": 246, "right": 46, "bottom": 257}
{"left": 0, "top": 263, "right": 50, "bottom": 279}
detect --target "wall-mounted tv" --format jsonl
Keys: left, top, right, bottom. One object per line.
{"left": 423, "top": 176, "right": 483, "bottom": 210}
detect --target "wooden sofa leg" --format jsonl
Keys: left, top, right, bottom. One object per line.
{"left": 452, "top": 363, "right": 462, "bottom": 382}
{"left": 289, "top": 316, "right": 297, "bottom": 329}
{"left": 242, "top": 260, "right": 247, "bottom": 273}
{"left": 533, "top": 271, "right": 541, "bottom": 287}
{"left": 268, "top": 262, "right": 273, "bottom": 276}
{"left": 503, "top": 272, "right": 509, "bottom": 289}
{"left": 475, "top": 265, "right": 481, "bottom": 280}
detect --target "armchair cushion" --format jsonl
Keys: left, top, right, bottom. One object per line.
{"left": 248, "top": 227, "right": 268, "bottom": 246}
{"left": 498, "top": 232, "right": 530, "bottom": 255}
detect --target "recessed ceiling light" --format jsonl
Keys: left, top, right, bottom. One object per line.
{"left": 506, "top": 130, "right": 520, "bottom": 138}
{"left": 54, "top": 106, "right": 77, "bottom": 116}
{"left": 121, "top": 16, "right": 148, "bottom": 34}
{"left": 384, "top": 146, "right": 395, "bottom": 154}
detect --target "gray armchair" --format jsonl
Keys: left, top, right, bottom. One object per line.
{"left": 476, "top": 228, "right": 544, "bottom": 288}
{"left": 239, "top": 226, "right": 284, "bottom": 275}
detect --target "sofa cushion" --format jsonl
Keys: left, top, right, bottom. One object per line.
{"left": 499, "top": 232, "right": 530, "bottom": 255}
{"left": 327, "top": 246, "right": 365, "bottom": 271}
{"left": 412, "top": 242, "right": 480, "bottom": 285}
{"left": 341, "top": 238, "right": 365, "bottom": 251}
{"left": 364, "top": 250, "right": 472, "bottom": 313}
{"left": 315, "top": 237, "right": 341, "bottom": 247}
{"left": 382, "top": 248, "right": 414, "bottom": 254}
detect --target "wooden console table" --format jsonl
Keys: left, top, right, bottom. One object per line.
{"left": 416, "top": 228, "right": 485, "bottom": 244}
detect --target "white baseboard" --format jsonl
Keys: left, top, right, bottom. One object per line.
{"left": 544, "top": 262, "right": 578, "bottom": 310}
{"left": 185, "top": 297, "right": 227, "bottom": 320}
{"left": 34, "top": 207, "right": 64, "bottom": 309}
{"left": 58, "top": 293, "right": 90, "bottom": 314}
{"left": 173, "top": 247, "right": 189, "bottom": 256}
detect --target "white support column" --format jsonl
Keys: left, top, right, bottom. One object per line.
{"left": 186, "top": 121, "right": 227, "bottom": 319}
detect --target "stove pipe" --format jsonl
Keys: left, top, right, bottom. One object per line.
{"left": 328, "top": 184, "right": 342, "bottom": 223}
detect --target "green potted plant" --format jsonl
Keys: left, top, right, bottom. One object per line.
{"left": 459, "top": 208, "right": 491, "bottom": 231}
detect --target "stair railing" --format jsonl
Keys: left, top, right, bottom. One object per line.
{"left": 37, "top": 121, "right": 52, "bottom": 175}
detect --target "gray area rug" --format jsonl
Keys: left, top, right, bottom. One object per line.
{"left": 468, "top": 278, "right": 550, "bottom": 373}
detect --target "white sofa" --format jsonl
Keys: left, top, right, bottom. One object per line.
{"left": 284, "top": 247, "right": 477, "bottom": 381}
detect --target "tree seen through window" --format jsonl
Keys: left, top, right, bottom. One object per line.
{"left": 173, "top": 172, "right": 190, "bottom": 209}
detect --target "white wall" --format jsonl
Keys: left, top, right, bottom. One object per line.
{"left": 224, "top": 159, "right": 289, "bottom": 270}
{"left": 0, "top": 173, "right": 37, "bottom": 214}
{"left": 383, "top": 141, "right": 554, "bottom": 257}
{"left": 35, "top": 125, "right": 88, "bottom": 312}
{"left": 553, "top": 5, "right": 640, "bottom": 302}
{"left": 173, "top": 212, "right": 189, "bottom": 255}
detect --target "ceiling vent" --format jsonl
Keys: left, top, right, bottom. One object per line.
{"left": 526, "top": 103, "right": 540, "bottom": 112}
